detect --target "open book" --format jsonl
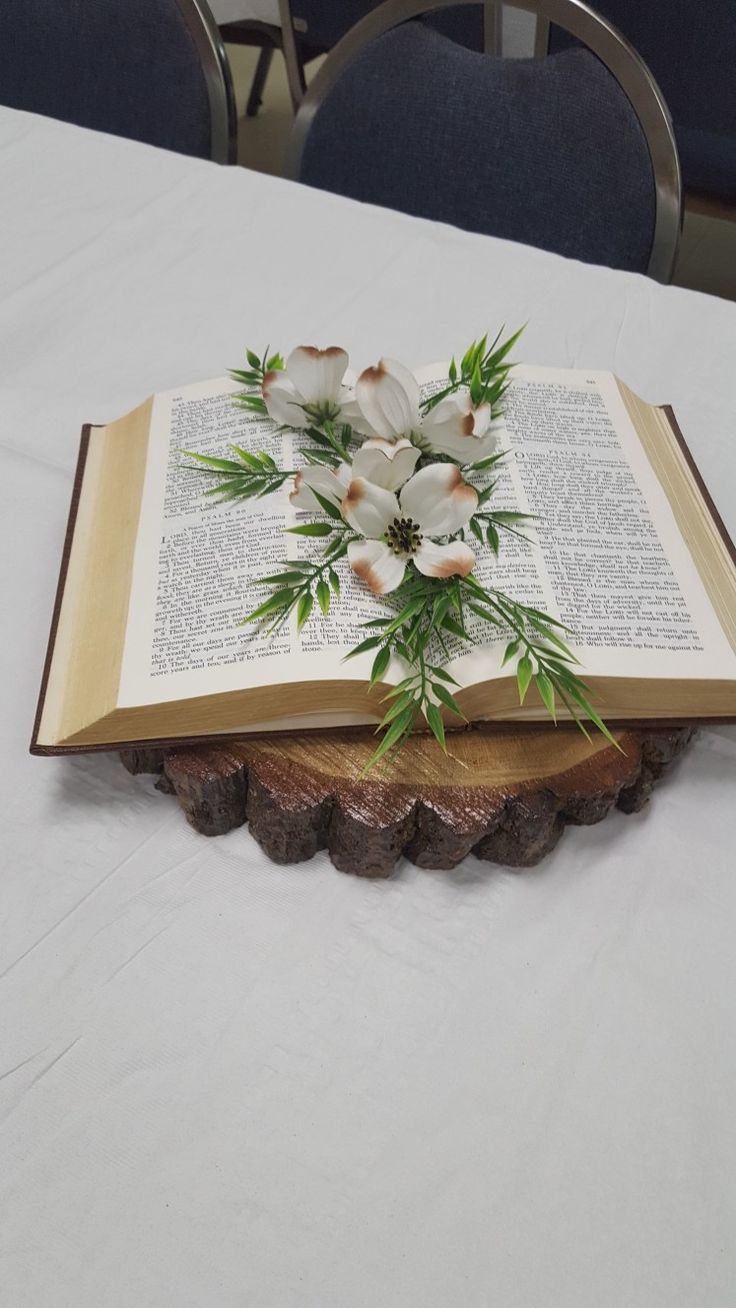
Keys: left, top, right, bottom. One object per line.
{"left": 32, "top": 365, "right": 736, "bottom": 753}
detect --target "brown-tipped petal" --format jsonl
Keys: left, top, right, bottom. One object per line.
{"left": 414, "top": 539, "right": 476, "bottom": 579}
{"left": 355, "top": 358, "right": 420, "bottom": 439}
{"left": 347, "top": 539, "right": 407, "bottom": 594}
{"left": 399, "top": 463, "right": 478, "bottom": 536}
{"left": 286, "top": 345, "right": 349, "bottom": 404}
{"left": 261, "top": 372, "right": 308, "bottom": 428}
{"left": 341, "top": 477, "right": 399, "bottom": 539}
{"left": 351, "top": 437, "right": 420, "bottom": 491}
{"left": 289, "top": 465, "right": 345, "bottom": 511}
{"left": 422, "top": 391, "right": 495, "bottom": 458}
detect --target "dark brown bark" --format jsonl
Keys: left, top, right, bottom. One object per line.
{"left": 120, "top": 725, "right": 694, "bottom": 876}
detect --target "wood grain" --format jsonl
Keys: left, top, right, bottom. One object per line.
{"left": 120, "top": 724, "right": 694, "bottom": 877}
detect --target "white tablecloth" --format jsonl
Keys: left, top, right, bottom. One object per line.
{"left": 1, "top": 108, "right": 735, "bottom": 1307}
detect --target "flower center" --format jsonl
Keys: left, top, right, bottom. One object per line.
{"left": 302, "top": 399, "right": 342, "bottom": 424}
{"left": 385, "top": 516, "right": 422, "bottom": 555}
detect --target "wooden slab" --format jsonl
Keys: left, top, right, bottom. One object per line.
{"left": 120, "top": 724, "right": 693, "bottom": 877}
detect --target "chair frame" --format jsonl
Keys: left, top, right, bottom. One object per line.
{"left": 285, "top": 0, "right": 682, "bottom": 281}
{"left": 181, "top": 0, "right": 239, "bottom": 162}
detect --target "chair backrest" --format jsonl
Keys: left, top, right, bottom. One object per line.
{"left": 547, "top": 0, "right": 736, "bottom": 201}
{"left": 286, "top": 0, "right": 682, "bottom": 281}
{"left": 0, "top": 0, "right": 236, "bottom": 162}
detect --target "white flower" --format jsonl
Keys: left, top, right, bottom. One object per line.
{"left": 422, "top": 388, "right": 496, "bottom": 461}
{"left": 342, "top": 463, "right": 478, "bottom": 594}
{"left": 290, "top": 437, "right": 420, "bottom": 511}
{"left": 262, "top": 345, "right": 352, "bottom": 428}
{"left": 354, "top": 358, "right": 421, "bottom": 440}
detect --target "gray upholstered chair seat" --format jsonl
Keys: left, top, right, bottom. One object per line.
{"left": 0, "top": 0, "right": 235, "bottom": 161}
{"left": 299, "top": 23, "right": 657, "bottom": 272}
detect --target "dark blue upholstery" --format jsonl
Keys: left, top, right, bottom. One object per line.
{"left": 0, "top": 0, "right": 220, "bottom": 158}
{"left": 288, "top": 1, "right": 383, "bottom": 50}
{"left": 549, "top": 0, "right": 736, "bottom": 201}
{"left": 299, "top": 23, "right": 656, "bottom": 273}
{"left": 290, "top": 0, "right": 483, "bottom": 51}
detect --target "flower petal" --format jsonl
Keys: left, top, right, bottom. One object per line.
{"left": 399, "top": 463, "right": 478, "bottom": 536}
{"left": 351, "top": 437, "right": 420, "bottom": 490}
{"left": 414, "top": 539, "right": 476, "bottom": 579}
{"left": 342, "top": 477, "right": 399, "bottom": 538}
{"left": 347, "top": 539, "right": 407, "bottom": 594}
{"left": 355, "top": 358, "right": 421, "bottom": 439}
{"left": 261, "top": 371, "right": 308, "bottom": 428}
{"left": 422, "top": 390, "right": 494, "bottom": 460}
{"left": 289, "top": 465, "right": 346, "bottom": 511}
{"left": 286, "top": 345, "right": 348, "bottom": 403}
{"left": 337, "top": 393, "right": 372, "bottom": 432}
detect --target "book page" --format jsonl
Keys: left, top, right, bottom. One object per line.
{"left": 449, "top": 367, "right": 736, "bottom": 688}
{"left": 117, "top": 377, "right": 385, "bottom": 708}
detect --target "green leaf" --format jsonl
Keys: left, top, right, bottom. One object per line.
{"left": 231, "top": 447, "right": 267, "bottom": 471}
{"left": 431, "top": 683, "right": 465, "bottom": 718}
{"left": 255, "top": 450, "right": 278, "bottom": 471}
{"left": 486, "top": 522, "right": 500, "bottom": 553}
{"left": 429, "top": 666, "right": 460, "bottom": 686}
{"left": 501, "top": 638, "right": 520, "bottom": 667}
{"left": 178, "top": 450, "right": 244, "bottom": 472}
{"left": 461, "top": 340, "right": 477, "bottom": 374}
{"left": 468, "top": 602, "right": 501, "bottom": 626}
{"left": 470, "top": 360, "right": 483, "bottom": 407}
{"left": 523, "top": 606, "right": 572, "bottom": 631}
{"left": 517, "top": 654, "right": 533, "bottom": 705}
{"left": 241, "top": 590, "right": 295, "bottom": 624}
{"left": 440, "top": 614, "right": 467, "bottom": 641}
{"left": 381, "top": 676, "right": 417, "bottom": 700}
{"left": 316, "top": 578, "right": 331, "bottom": 616}
{"left": 379, "top": 690, "right": 417, "bottom": 727}
{"left": 303, "top": 448, "right": 340, "bottom": 467}
{"left": 310, "top": 489, "right": 343, "bottom": 521}
{"left": 369, "top": 645, "right": 391, "bottom": 686}
{"left": 328, "top": 567, "right": 340, "bottom": 595}
{"left": 426, "top": 703, "right": 447, "bottom": 752}
{"left": 449, "top": 357, "right": 457, "bottom": 384}
{"left": 535, "top": 671, "right": 557, "bottom": 722}
{"left": 558, "top": 680, "right": 621, "bottom": 749}
{"left": 296, "top": 592, "right": 313, "bottom": 631}
{"left": 469, "top": 517, "right": 484, "bottom": 543}
{"left": 364, "top": 705, "right": 416, "bottom": 770}
{"left": 343, "top": 635, "right": 383, "bottom": 660}
{"left": 266, "top": 352, "right": 284, "bottom": 371}
{"left": 285, "top": 522, "right": 334, "bottom": 537}
{"left": 234, "top": 395, "right": 267, "bottom": 414}
{"left": 246, "top": 348, "right": 262, "bottom": 369}
{"left": 463, "top": 450, "right": 509, "bottom": 473}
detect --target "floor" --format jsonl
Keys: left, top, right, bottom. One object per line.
{"left": 225, "top": 42, "right": 736, "bottom": 302}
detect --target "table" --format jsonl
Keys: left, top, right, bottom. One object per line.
{"left": 1, "top": 107, "right": 735, "bottom": 1307}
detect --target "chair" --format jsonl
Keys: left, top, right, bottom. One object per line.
{"left": 0, "top": 0, "right": 237, "bottom": 163}
{"left": 286, "top": 0, "right": 682, "bottom": 281}
{"left": 544, "top": 0, "right": 736, "bottom": 208}
{"left": 221, "top": 1, "right": 385, "bottom": 115}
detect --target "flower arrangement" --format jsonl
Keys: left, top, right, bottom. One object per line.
{"left": 183, "top": 332, "right": 613, "bottom": 770}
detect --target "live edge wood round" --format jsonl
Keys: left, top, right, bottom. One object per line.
{"left": 119, "top": 725, "right": 693, "bottom": 878}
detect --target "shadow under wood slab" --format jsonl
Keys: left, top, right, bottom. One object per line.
{"left": 120, "top": 725, "right": 693, "bottom": 877}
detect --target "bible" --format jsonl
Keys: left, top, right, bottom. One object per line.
{"left": 31, "top": 365, "right": 736, "bottom": 753}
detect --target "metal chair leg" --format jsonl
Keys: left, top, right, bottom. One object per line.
{"left": 246, "top": 45, "right": 274, "bottom": 116}
{"left": 278, "top": 0, "right": 308, "bottom": 111}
